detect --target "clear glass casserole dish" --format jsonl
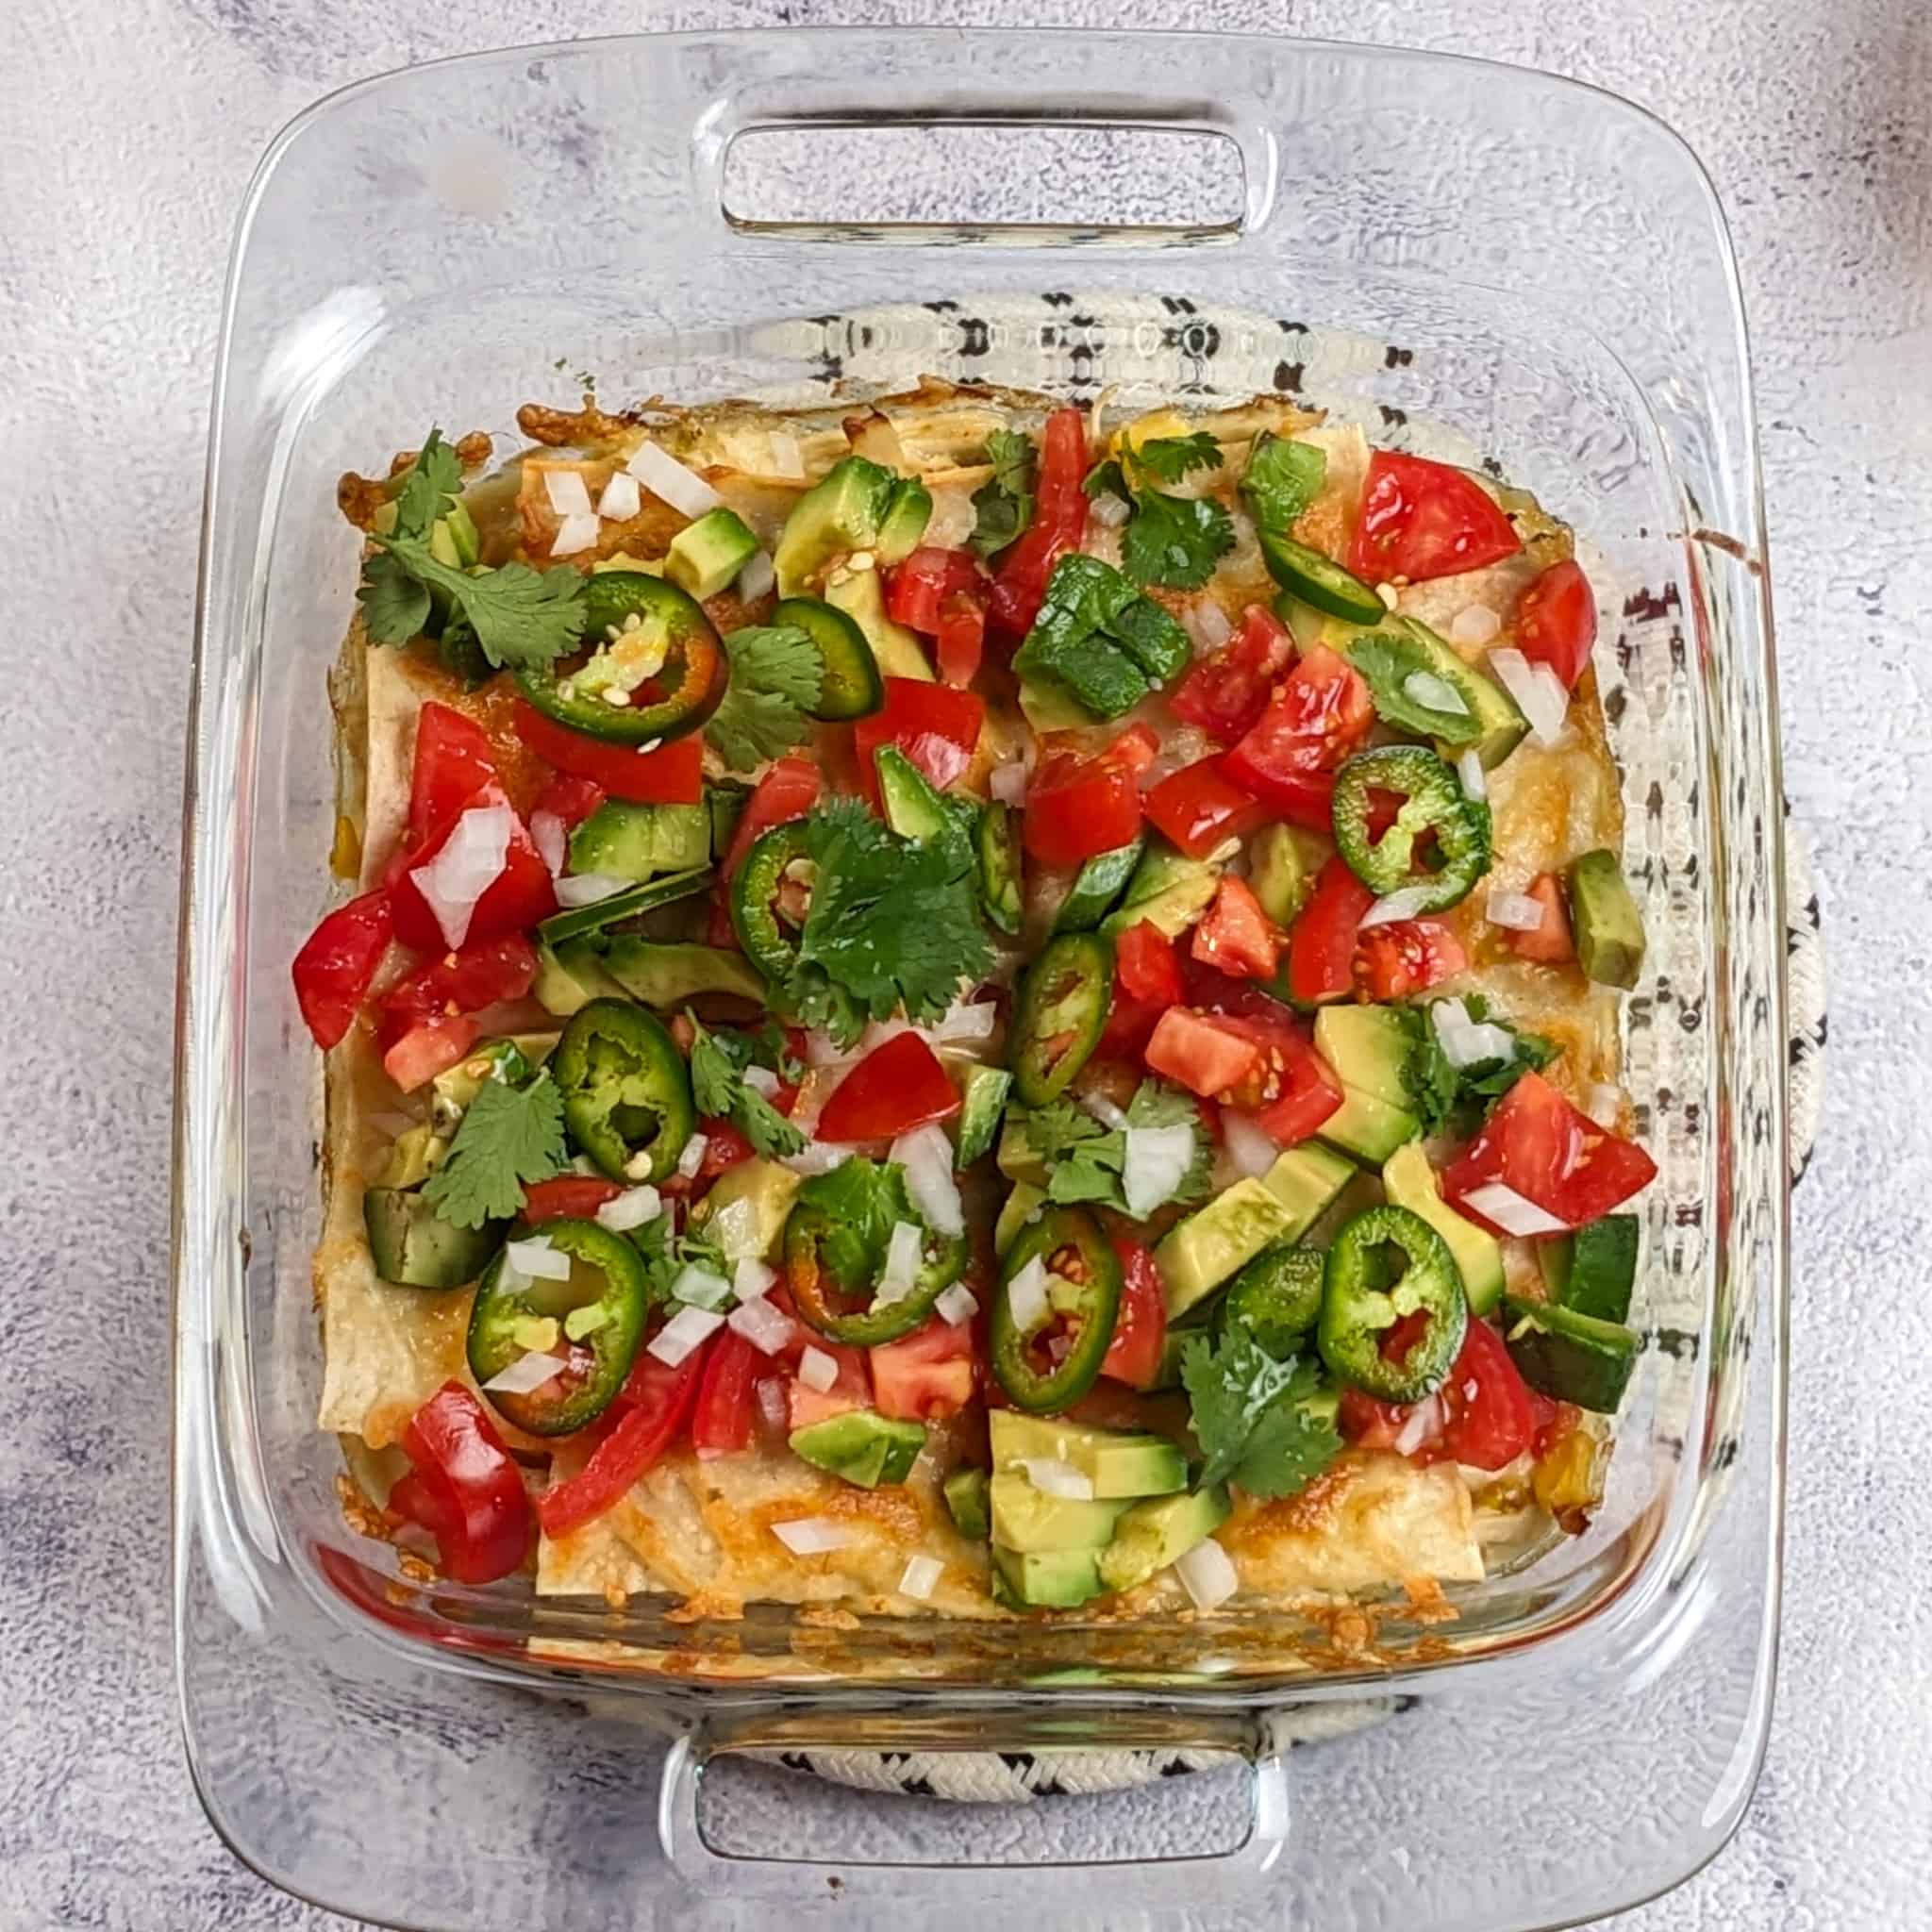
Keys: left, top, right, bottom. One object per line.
{"left": 173, "top": 28, "right": 1788, "bottom": 1930}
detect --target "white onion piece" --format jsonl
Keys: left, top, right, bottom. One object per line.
{"left": 1585, "top": 1083, "right": 1624, "bottom": 1129}
{"left": 737, "top": 549, "right": 776, "bottom": 602}
{"left": 741, "top": 1064, "right": 780, "bottom": 1098}
{"left": 625, "top": 441, "right": 723, "bottom": 518}
{"left": 1083, "top": 1093, "right": 1129, "bottom": 1131}
{"left": 1487, "top": 889, "right": 1546, "bottom": 932}
{"left": 543, "top": 469, "right": 594, "bottom": 518}
{"left": 806, "top": 1030, "right": 858, "bottom": 1069}
{"left": 899, "top": 1554, "right": 944, "bottom": 1601}
{"left": 772, "top": 1517, "right": 856, "bottom": 1556}
{"left": 1449, "top": 603, "right": 1500, "bottom": 646}
{"left": 595, "top": 1185, "right": 662, "bottom": 1233}
{"left": 1008, "top": 1255, "right": 1051, "bottom": 1333}
{"left": 1376, "top": 581, "right": 1401, "bottom": 610}
{"left": 548, "top": 510, "right": 601, "bottom": 558}
{"left": 874, "top": 1220, "right": 924, "bottom": 1306}
{"left": 1122, "top": 1123, "right": 1196, "bottom": 1218}
{"left": 1457, "top": 749, "right": 1488, "bottom": 802}
{"left": 676, "top": 1134, "right": 709, "bottom": 1180}
{"left": 891, "top": 1123, "right": 965, "bottom": 1237}
{"left": 1404, "top": 670, "right": 1471, "bottom": 718}
{"left": 1461, "top": 1181, "right": 1569, "bottom": 1238}
{"left": 504, "top": 1236, "right": 571, "bottom": 1282}
{"left": 1022, "top": 1458, "right": 1094, "bottom": 1501}
{"left": 733, "top": 1256, "right": 776, "bottom": 1303}
{"left": 1357, "top": 885, "right": 1441, "bottom": 929}
{"left": 1185, "top": 599, "right": 1234, "bottom": 658}
{"left": 530, "top": 810, "right": 567, "bottom": 877}
{"left": 1392, "top": 1394, "right": 1444, "bottom": 1457}
{"left": 797, "top": 1346, "right": 840, "bottom": 1393}
{"left": 1487, "top": 647, "right": 1569, "bottom": 746}
{"left": 670, "top": 1265, "right": 733, "bottom": 1311}
{"left": 410, "top": 803, "right": 512, "bottom": 949}
{"left": 596, "top": 470, "right": 641, "bottom": 523}
{"left": 728, "top": 1295, "right": 798, "bottom": 1356}
{"left": 989, "top": 758, "right": 1028, "bottom": 807}
{"left": 931, "top": 998, "right": 999, "bottom": 1044}
{"left": 1221, "top": 1110, "right": 1279, "bottom": 1180}
{"left": 936, "top": 1282, "right": 979, "bottom": 1326}
{"left": 1430, "top": 997, "right": 1473, "bottom": 1038}
{"left": 553, "top": 871, "right": 630, "bottom": 908}
{"left": 1438, "top": 1018, "right": 1515, "bottom": 1068}
{"left": 784, "top": 1141, "right": 853, "bottom": 1176}
{"left": 647, "top": 1304, "right": 724, "bottom": 1365}
{"left": 756, "top": 1376, "right": 791, "bottom": 1431}
{"left": 1174, "top": 1537, "right": 1239, "bottom": 1611}
{"left": 923, "top": 485, "right": 977, "bottom": 550}
{"left": 483, "top": 1350, "right": 562, "bottom": 1396}
{"left": 1090, "top": 491, "right": 1132, "bottom": 528}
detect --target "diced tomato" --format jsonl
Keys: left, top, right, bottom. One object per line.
{"left": 1141, "top": 756, "right": 1271, "bottom": 859}
{"left": 1144, "top": 1008, "right": 1262, "bottom": 1100}
{"left": 935, "top": 591, "right": 988, "bottom": 686}
{"left": 1433, "top": 1318, "right": 1538, "bottom": 1470}
{"left": 519, "top": 1177, "right": 625, "bottom": 1224}
{"left": 1514, "top": 558, "right": 1598, "bottom": 691}
{"left": 1441, "top": 1071, "right": 1658, "bottom": 1230}
{"left": 408, "top": 704, "right": 500, "bottom": 846}
{"left": 378, "top": 932, "right": 539, "bottom": 1043}
{"left": 721, "top": 756, "right": 821, "bottom": 881}
{"left": 1168, "top": 604, "right": 1297, "bottom": 742}
{"left": 987, "top": 406, "right": 1090, "bottom": 641}
{"left": 871, "top": 1316, "right": 976, "bottom": 1422}
{"left": 1100, "top": 1240, "right": 1168, "bottom": 1391}
{"left": 1192, "top": 874, "right": 1284, "bottom": 981}
{"left": 658, "top": 1117, "right": 756, "bottom": 1198}
{"left": 391, "top": 1381, "right": 532, "bottom": 1584}
{"left": 291, "top": 889, "right": 393, "bottom": 1049}
{"left": 691, "top": 1328, "right": 764, "bottom": 1457}
{"left": 885, "top": 546, "right": 989, "bottom": 633}
{"left": 1115, "top": 921, "right": 1186, "bottom": 1006}
{"left": 382, "top": 1014, "right": 480, "bottom": 1092}
{"left": 388, "top": 782, "right": 558, "bottom": 954}
{"left": 1529, "top": 1391, "right": 1581, "bottom": 1458}
{"left": 1337, "top": 1386, "right": 1411, "bottom": 1453}
{"left": 1354, "top": 919, "right": 1468, "bottom": 1001}
{"left": 1221, "top": 645, "right": 1372, "bottom": 820}
{"left": 512, "top": 701, "right": 705, "bottom": 804}
{"left": 1200, "top": 1008, "right": 1342, "bottom": 1145}
{"left": 853, "top": 677, "right": 986, "bottom": 809}
{"left": 1287, "top": 857, "right": 1377, "bottom": 1004}
{"left": 1023, "top": 725, "right": 1155, "bottom": 868}
{"left": 1504, "top": 874, "right": 1575, "bottom": 963}
{"left": 530, "top": 772, "right": 606, "bottom": 831}
{"left": 1099, "top": 994, "right": 1164, "bottom": 1059}
{"left": 533, "top": 1339, "right": 712, "bottom": 1539}
{"left": 787, "top": 1341, "right": 872, "bottom": 1431}
{"left": 816, "top": 1031, "right": 960, "bottom": 1143}
{"left": 1347, "top": 450, "right": 1523, "bottom": 585}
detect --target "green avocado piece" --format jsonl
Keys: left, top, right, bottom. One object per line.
{"left": 1017, "top": 677, "right": 1093, "bottom": 737}
{"left": 1567, "top": 849, "right": 1647, "bottom": 990}
{"left": 955, "top": 1064, "right": 1013, "bottom": 1168}
{"left": 690, "top": 1158, "right": 801, "bottom": 1263}
{"left": 824, "top": 566, "right": 934, "bottom": 680}
{"left": 1501, "top": 1294, "right": 1639, "bottom": 1414}
{"left": 706, "top": 778, "right": 753, "bottom": 860}
{"left": 363, "top": 1187, "right": 503, "bottom": 1290}
{"left": 988, "top": 1412, "right": 1188, "bottom": 1500}
{"left": 1315, "top": 1085, "right": 1421, "bottom": 1166}
{"left": 600, "top": 938, "right": 767, "bottom": 1008}
{"left": 1312, "top": 1005, "right": 1414, "bottom": 1108}
{"left": 664, "top": 507, "right": 759, "bottom": 599}
{"left": 1154, "top": 1177, "right": 1298, "bottom": 1320}
{"left": 1101, "top": 837, "right": 1224, "bottom": 940}
{"left": 989, "top": 1472, "right": 1128, "bottom": 1552}
{"left": 1259, "top": 1142, "right": 1356, "bottom": 1238}
{"left": 427, "top": 499, "right": 482, "bottom": 569}
{"left": 375, "top": 1124, "right": 445, "bottom": 1191}
{"left": 773, "top": 455, "right": 903, "bottom": 597}
{"left": 1054, "top": 835, "right": 1145, "bottom": 935}
{"left": 1097, "top": 1485, "right": 1231, "bottom": 1594}
{"left": 996, "top": 1116, "right": 1048, "bottom": 1187}
{"left": 994, "top": 1180, "right": 1047, "bottom": 1256}
{"left": 943, "top": 1466, "right": 991, "bottom": 1541}
{"left": 532, "top": 939, "right": 630, "bottom": 1018}
{"left": 875, "top": 744, "right": 955, "bottom": 843}
{"left": 1382, "top": 1141, "right": 1505, "bottom": 1316}
{"left": 429, "top": 1036, "right": 540, "bottom": 1138}
{"left": 874, "top": 478, "right": 933, "bottom": 564}
{"left": 1246, "top": 823, "right": 1324, "bottom": 926}
{"left": 789, "top": 1409, "right": 927, "bottom": 1489}
{"left": 568, "top": 799, "right": 711, "bottom": 881}
{"left": 991, "top": 1543, "right": 1106, "bottom": 1608}
{"left": 1541, "top": 1214, "right": 1640, "bottom": 1324}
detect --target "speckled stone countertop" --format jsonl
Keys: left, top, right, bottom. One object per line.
{"left": 4, "top": 0, "right": 1925, "bottom": 1925}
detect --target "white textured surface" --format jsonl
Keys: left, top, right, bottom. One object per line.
{"left": 2, "top": 0, "right": 1924, "bottom": 1926}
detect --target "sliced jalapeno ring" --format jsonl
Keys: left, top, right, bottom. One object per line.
{"left": 991, "top": 1207, "right": 1123, "bottom": 1413}
{"left": 1316, "top": 1204, "right": 1468, "bottom": 1403}
{"left": 1220, "top": 1242, "right": 1325, "bottom": 1358}
{"left": 551, "top": 997, "right": 695, "bottom": 1183}
{"left": 772, "top": 595, "right": 884, "bottom": 722}
{"left": 514, "top": 573, "right": 727, "bottom": 747}
{"left": 466, "top": 1216, "right": 651, "bottom": 1436}
{"left": 782, "top": 1158, "right": 967, "bottom": 1347}
{"left": 1010, "top": 931, "right": 1113, "bottom": 1108}
{"left": 729, "top": 823, "right": 816, "bottom": 986}
{"left": 1330, "top": 744, "right": 1491, "bottom": 912}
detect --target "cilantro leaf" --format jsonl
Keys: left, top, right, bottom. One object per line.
{"left": 628, "top": 1211, "right": 727, "bottom": 1308}
{"left": 1239, "top": 433, "right": 1325, "bottom": 533}
{"left": 358, "top": 551, "right": 434, "bottom": 645}
{"left": 686, "top": 1013, "right": 808, "bottom": 1159}
{"left": 1181, "top": 1332, "right": 1341, "bottom": 1498}
{"left": 706, "top": 625, "right": 824, "bottom": 773}
{"left": 1083, "top": 457, "right": 1129, "bottom": 500}
{"left": 1397, "top": 996, "right": 1557, "bottom": 1138}
{"left": 1020, "top": 1081, "right": 1211, "bottom": 1218}
{"left": 1130, "top": 431, "right": 1224, "bottom": 485}
{"left": 1346, "top": 629, "right": 1478, "bottom": 741}
{"left": 970, "top": 428, "right": 1036, "bottom": 559}
{"left": 421, "top": 1075, "right": 569, "bottom": 1230}
{"left": 1119, "top": 488, "right": 1236, "bottom": 591}
{"left": 389, "top": 429, "right": 463, "bottom": 540}
{"left": 370, "top": 534, "right": 588, "bottom": 670}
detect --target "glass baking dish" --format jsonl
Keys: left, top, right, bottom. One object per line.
{"left": 173, "top": 27, "right": 1788, "bottom": 1930}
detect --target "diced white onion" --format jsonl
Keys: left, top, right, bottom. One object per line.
{"left": 1487, "top": 889, "right": 1546, "bottom": 933}
{"left": 1184, "top": 599, "right": 1234, "bottom": 658}
{"left": 1461, "top": 1181, "right": 1570, "bottom": 1238}
{"left": 1430, "top": 997, "right": 1472, "bottom": 1038}
{"left": 1457, "top": 749, "right": 1487, "bottom": 802}
{"left": 1449, "top": 603, "right": 1501, "bottom": 646}
{"left": 783, "top": 1141, "right": 854, "bottom": 1176}
{"left": 482, "top": 1350, "right": 562, "bottom": 1396}
{"left": 1376, "top": 581, "right": 1401, "bottom": 610}
{"left": 1090, "top": 491, "right": 1132, "bottom": 527}
{"left": 595, "top": 1185, "right": 662, "bottom": 1233}
{"left": 530, "top": 810, "right": 567, "bottom": 877}
{"left": 1221, "top": 1110, "right": 1279, "bottom": 1180}
{"left": 1404, "top": 670, "right": 1471, "bottom": 718}
{"left": 1487, "top": 647, "right": 1570, "bottom": 746}
{"left": 797, "top": 1346, "right": 840, "bottom": 1393}
{"left": 503, "top": 1236, "right": 571, "bottom": 1282}
{"left": 647, "top": 1303, "right": 725, "bottom": 1365}
{"left": 671, "top": 1265, "right": 734, "bottom": 1312}
{"left": 676, "top": 1134, "right": 709, "bottom": 1180}
{"left": 625, "top": 441, "right": 724, "bottom": 518}
{"left": 1585, "top": 1083, "right": 1624, "bottom": 1128}
{"left": 874, "top": 1220, "right": 925, "bottom": 1306}
{"left": 733, "top": 1256, "right": 776, "bottom": 1302}
{"left": 899, "top": 1553, "right": 944, "bottom": 1600}
{"left": 737, "top": 549, "right": 776, "bottom": 601}
{"left": 1008, "top": 1256, "right": 1051, "bottom": 1334}
{"left": 1392, "top": 1394, "right": 1444, "bottom": 1457}
{"left": 989, "top": 758, "right": 1029, "bottom": 807}
{"left": 741, "top": 1063, "right": 780, "bottom": 1097}
{"left": 936, "top": 1282, "right": 979, "bottom": 1326}
{"left": 1357, "top": 884, "right": 1440, "bottom": 929}
{"left": 595, "top": 470, "right": 641, "bottom": 523}
{"left": 728, "top": 1295, "right": 798, "bottom": 1356}
{"left": 543, "top": 469, "right": 594, "bottom": 519}
{"left": 548, "top": 510, "right": 601, "bottom": 558}
{"left": 891, "top": 1123, "right": 965, "bottom": 1238}
{"left": 930, "top": 998, "right": 999, "bottom": 1044}
{"left": 772, "top": 1517, "right": 857, "bottom": 1556}
{"left": 1174, "top": 1537, "right": 1239, "bottom": 1611}
{"left": 756, "top": 1376, "right": 791, "bottom": 1430}
{"left": 764, "top": 430, "right": 807, "bottom": 481}
{"left": 554, "top": 871, "right": 630, "bottom": 908}
{"left": 1022, "top": 1458, "right": 1094, "bottom": 1501}
{"left": 410, "top": 803, "right": 512, "bottom": 949}
{"left": 923, "top": 486, "right": 978, "bottom": 550}
{"left": 1122, "top": 1123, "right": 1196, "bottom": 1218}
{"left": 1437, "top": 1016, "right": 1515, "bottom": 1069}
{"left": 1083, "top": 1093, "right": 1129, "bottom": 1131}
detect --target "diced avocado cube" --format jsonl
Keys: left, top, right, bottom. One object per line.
{"left": 1097, "top": 1486, "right": 1231, "bottom": 1594}
{"left": 1500, "top": 1294, "right": 1639, "bottom": 1414}
{"left": 773, "top": 456, "right": 901, "bottom": 596}
{"left": 994, "top": 1180, "right": 1047, "bottom": 1256}
{"left": 428, "top": 500, "right": 481, "bottom": 568}
{"left": 569, "top": 800, "right": 711, "bottom": 882}
{"left": 875, "top": 744, "right": 954, "bottom": 843}
{"left": 988, "top": 1412, "right": 1187, "bottom": 1500}
{"left": 991, "top": 1544, "right": 1107, "bottom": 1608}
{"left": 375, "top": 1124, "right": 445, "bottom": 1191}
{"left": 824, "top": 566, "right": 934, "bottom": 680}
{"left": 1315, "top": 1084, "right": 1421, "bottom": 1166}
{"left": 532, "top": 938, "right": 629, "bottom": 1018}
{"left": 874, "top": 478, "right": 933, "bottom": 563}
{"left": 600, "top": 938, "right": 767, "bottom": 1008}
{"left": 1101, "top": 837, "right": 1225, "bottom": 940}
{"left": 363, "top": 1187, "right": 502, "bottom": 1290}
{"left": 955, "top": 1064, "right": 1013, "bottom": 1169}
{"left": 1382, "top": 1141, "right": 1505, "bottom": 1317}
{"left": 943, "top": 1467, "right": 991, "bottom": 1541}
{"left": 1247, "top": 824, "right": 1324, "bottom": 927}
{"left": 1541, "top": 1214, "right": 1640, "bottom": 1324}
{"left": 429, "top": 1036, "right": 536, "bottom": 1137}
{"left": 1017, "top": 677, "right": 1094, "bottom": 737}
{"left": 789, "top": 1409, "right": 927, "bottom": 1489}
{"left": 1567, "top": 849, "right": 1647, "bottom": 990}
{"left": 996, "top": 1116, "right": 1048, "bottom": 1187}
{"left": 664, "top": 507, "right": 759, "bottom": 599}
{"left": 1259, "top": 1142, "right": 1355, "bottom": 1239}
{"left": 989, "top": 1473, "right": 1128, "bottom": 1553}
{"left": 691, "top": 1158, "right": 801, "bottom": 1263}
{"left": 1155, "top": 1178, "right": 1299, "bottom": 1319}
{"left": 1312, "top": 1005, "right": 1415, "bottom": 1109}
{"left": 1053, "top": 835, "right": 1145, "bottom": 935}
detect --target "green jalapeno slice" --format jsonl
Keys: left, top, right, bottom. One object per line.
{"left": 729, "top": 823, "right": 816, "bottom": 986}
{"left": 1010, "top": 931, "right": 1112, "bottom": 1108}
{"left": 1330, "top": 744, "right": 1491, "bottom": 912}
{"left": 551, "top": 997, "right": 695, "bottom": 1183}
{"left": 990, "top": 1207, "right": 1123, "bottom": 1413}
{"left": 1316, "top": 1204, "right": 1468, "bottom": 1403}
{"left": 1220, "top": 1243, "right": 1326, "bottom": 1358}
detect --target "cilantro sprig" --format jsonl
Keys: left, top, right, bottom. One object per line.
{"left": 970, "top": 427, "right": 1037, "bottom": 560}
{"left": 1021, "top": 1081, "right": 1212, "bottom": 1219}
{"left": 1086, "top": 433, "right": 1235, "bottom": 591}
{"left": 1398, "top": 995, "right": 1557, "bottom": 1138}
{"left": 706, "top": 624, "right": 824, "bottom": 772}
{"left": 1180, "top": 1331, "right": 1341, "bottom": 1499}
{"left": 686, "top": 1013, "right": 807, "bottom": 1159}
{"left": 421, "top": 1074, "right": 570, "bottom": 1230}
